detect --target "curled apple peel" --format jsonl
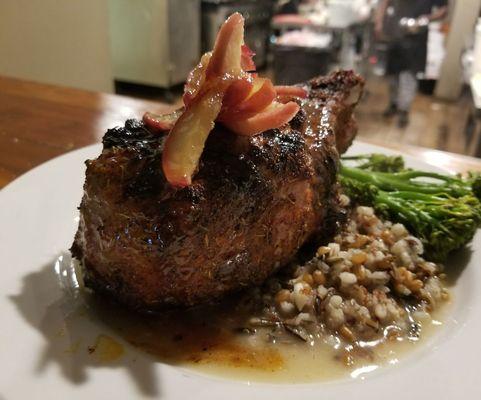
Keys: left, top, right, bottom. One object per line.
{"left": 153, "top": 13, "right": 303, "bottom": 187}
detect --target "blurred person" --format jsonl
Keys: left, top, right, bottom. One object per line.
{"left": 375, "top": 0, "right": 448, "bottom": 128}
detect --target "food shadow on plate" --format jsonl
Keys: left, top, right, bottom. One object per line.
{"left": 9, "top": 252, "right": 161, "bottom": 398}
{"left": 444, "top": 246, "right": 472, "bottom": 285}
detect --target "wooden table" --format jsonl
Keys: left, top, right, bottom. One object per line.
{"left": 0, "top": 76, "right": 174, "bottom": 188}
{"left": 1, "top": 75, "right": 480, "bottom": 189}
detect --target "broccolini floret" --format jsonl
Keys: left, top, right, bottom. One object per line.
{"left": 342, "top": 153, "right": 405, "bottom": 173}
{"left": 340, "top": 154, "right": 481, "bottom": 261}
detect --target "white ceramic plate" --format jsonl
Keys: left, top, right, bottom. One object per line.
{"left": 1, "top": 141, "right": 480, "bottom": 400}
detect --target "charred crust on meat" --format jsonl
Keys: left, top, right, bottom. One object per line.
{"left": 123, "top": 154, "right": 164, "bottom": 197}
{"left": 102, "top": 118, "right": 162, "bottom": 155}
{"left": 289, "top": 108, "right": 306, "bottom": 131}
{"left": 309, "top": 70, "right": 363, "bottom": 95}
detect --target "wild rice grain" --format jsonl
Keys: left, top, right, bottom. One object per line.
{"left": 248, "top": 201, "right": 448, "bottom": 356}
{"left": 339, "top": 272, "right": 357, "bottom": 285}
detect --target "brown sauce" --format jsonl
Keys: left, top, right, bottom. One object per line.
{"left": 88, "top": 334, "right": 125, "bottom": 363}
{"left": 81, "top": 288, "right": 449, "bottom": 383}
{"left": 86, "top": 294, "right": 285, "bottom": 372}
{"left": 60, "top": 256, "right": 449, "bottom": 383}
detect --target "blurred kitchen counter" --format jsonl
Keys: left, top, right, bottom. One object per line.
{"left": 0, "top": 75, "right": 480, "bottom": 189}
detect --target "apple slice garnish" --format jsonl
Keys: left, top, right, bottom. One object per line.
{"left": 222, "top": 101, "right": 300, "bottom": 136}
{"left": 143, "top": 109, "right": 183, "bottom": 133}
{"left": 205, "top": 13, "right": 244, "bottom": 78}
{"left": 241, "top": 44, "right": 256, "bottom": 72}
{"left": 233, "top": 78, "right": 276, "bottom": 116}
{"left": 162, "top": 90, "right": 223, "bottom": 187}
{"left": 219, "top": 77, "right": 275, "bottom": 121}
{"left": 222, "top": 77, "right": 254, "bottom": 109}
{"left": 162, "top": 13, "right": 245, "bottom": 187}
{"left": 275, "top": 85, "right": 308, "bottom": 103}
{"left": 159, "top": 12, "right": 304, "bottom": 187}
{"left": 183, "top": 52, "right": 212, "bottom": 107}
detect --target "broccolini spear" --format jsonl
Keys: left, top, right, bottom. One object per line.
{"left": 340, "top": 154, "right": 481, "bottom": 261}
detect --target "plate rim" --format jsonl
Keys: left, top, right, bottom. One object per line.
{"left": 1, "top": 140, "right": 480, "bottom": 399}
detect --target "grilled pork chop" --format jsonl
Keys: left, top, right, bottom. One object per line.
{"left": 71, "top": 71, "right": 363, "bottom": 310}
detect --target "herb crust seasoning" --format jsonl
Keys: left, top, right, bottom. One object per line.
{"left": 246, "top": 195, "right": 449, "bottom": 364}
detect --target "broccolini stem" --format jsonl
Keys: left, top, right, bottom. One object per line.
{"left": 340, "top": 165, "right": 471, "bottom": 196}
{"left": 341, "top": 155, "right": 371, "bottom": 160}
{"left": 392, "top": 170, "right": 458, "bottom": 182}
{"left": 376, "top": 191, "right": 437, "bottom": 226}
{"left": 388, "top": 191, "right": 447, "bottom": 201}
